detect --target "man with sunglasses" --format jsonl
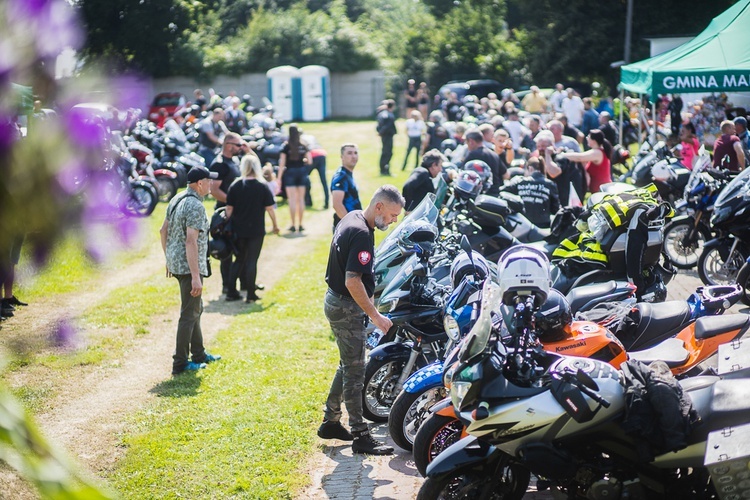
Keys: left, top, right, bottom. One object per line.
{"left": 210, "top": 132, "right": 249, "bottom": 297}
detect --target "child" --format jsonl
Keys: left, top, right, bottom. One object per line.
{"left": 263, "top": 164, "right": 281, "bottom": 208}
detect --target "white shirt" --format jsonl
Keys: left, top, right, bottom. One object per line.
{"left": 502, "top": 120, "right": 529, "bottom": 148}
{"left": 406, "top": 118, "right": 426, "bottom": 138}
{"left": 561, "top": 96, "right": 585, "bottom": 127}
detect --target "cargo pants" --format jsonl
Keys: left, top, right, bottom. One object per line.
{"left": 323, "top": 289, "right": 369, "bottom": 434}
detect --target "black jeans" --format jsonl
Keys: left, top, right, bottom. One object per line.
{"left": 403, "top": 136, "right": 421, "bottom": 170}
{"left": 173, "top": 274, "right": 206, "bottom": 372}
{"left": 305, "top": 155, "right": 329, "bottom": 207}
{"left": 380, "top": 135, "right": 394, "bottom": 174}
{"left": 229, "top": 235, "right": 265, "bottom": 297}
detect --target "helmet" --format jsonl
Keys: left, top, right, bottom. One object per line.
{"left": 463, "top": 160, "right": 493, "bottom": 190}
{"left": 651, "top": 160, "right": 675, "bottom": 182}
{"left": 450, "top": 251, "right": 491, "bottom": 289}
{"left": 440, "top": 138, "right": 458, "bottom": 153}
{"left": 453, "top": 170, "right": 483, "bottom": 200}
{"left": 496, "top": 245, "right": 551, "bottom": 307}
{"left": 209, "top": 237, "right": 232, "bottom": 260}
{"left": 396, "top": 220, "right": 438, "bottom": 255}
{"left": 534, "top": 289, "right": 572, "bottom": 341}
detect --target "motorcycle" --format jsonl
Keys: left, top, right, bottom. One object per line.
{"left": 662, "top": 148, "right": 723, "bottom": 269}
{"left": 417, "top": 282, "right": 750, "bottom": 499}
{"left": 412, "top": 281, "right": 743, "bottom": 477}
{"left": 737, "top": 255, "right": 750, "bottom": 306}
{"left": 698, "top": 166, "right": 750, "bottom": 286}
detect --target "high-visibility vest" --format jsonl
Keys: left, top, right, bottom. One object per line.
{"left": 589, "top": 184, "right": 673, "bottom": 231}
{"left": 552, "top": 231, "right": 609, "bottom": 266}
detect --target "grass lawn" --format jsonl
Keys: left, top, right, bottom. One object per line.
{"left": 3, "top": 119, "right": 418, "bottom": 498}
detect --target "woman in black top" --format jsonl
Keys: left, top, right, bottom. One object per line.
{"left": 278, "top": 124, "right": 312, "bottom": 232}
{"left": 225, "top": 155, "right": 280, "bottom": 302}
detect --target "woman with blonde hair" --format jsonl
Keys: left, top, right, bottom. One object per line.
{"left": 224, "top": 154, "right": 280, "bottom": 302}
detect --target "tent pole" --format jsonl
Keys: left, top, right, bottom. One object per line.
{"left": 652, "top": 96, "right": 657, "bottom": 142}
{"left": 638, "top": 93, "right": 643, "bottom": 147}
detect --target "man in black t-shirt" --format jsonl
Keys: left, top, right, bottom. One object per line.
{"left": 535, "top": 130, "right": 585, "bottom": 206}
{"left": 463, "top": 130, "right": 504, "bottom": 195}
{"left": 499, "top": 156, "right": 560, "bottom": 228}
{"left": 376, "top": 100, "right": 397, "bottom": 176}
{"left": 318, "top": 185, "right": 404, "bottom": 455}
{"left": 209, "top": 132, "right": 249, "bottom": 295}
{"left": 402, "top": 149, "right": 444, "bottom": 213}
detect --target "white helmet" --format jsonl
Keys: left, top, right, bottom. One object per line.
{"left": 496, "top": 245, "right": 551, "bottom": 307}
{"left": 651, "top": 160, "right": 675, "bottom": 182}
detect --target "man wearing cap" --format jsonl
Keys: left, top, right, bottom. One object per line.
{"left": 734, "top": 116, "right": 750, "bottom": 166}
{"left": 160, "top": 166, "right": 222, "bottom": 375}
{"left": 521, "top": 86, "right": 548, "bottom": 114}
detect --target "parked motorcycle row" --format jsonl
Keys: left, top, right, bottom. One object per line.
{"left": 358, "top": 150, "right": 750, "bottom": 497}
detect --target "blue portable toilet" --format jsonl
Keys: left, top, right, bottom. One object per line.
{"left": 266, "top": 65, "right": 302, "bottom": 122}
{"left": 300, "top": 65, "right": 331, "bottom": 122}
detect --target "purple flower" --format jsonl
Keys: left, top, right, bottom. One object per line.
{"left": 51, "top": 316, "right": 79, "bottom": 350}
{"left": 7, "top": 0, "right": 50, "bottom": 19}
{"left": 65, "top": 109, "right": 108, "bottom": 148}
{"left": 0, "top": 118, "right": 19, "bottom": 152}
{"left": 35, "top": 1, "right": 83, "bottom": 57}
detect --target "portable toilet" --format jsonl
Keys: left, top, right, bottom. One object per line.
{"left": 300, "top": 65, "right": 331, "bottom": 122}
{"left": 266, "top": 65, "right": 302, "bottom": 122}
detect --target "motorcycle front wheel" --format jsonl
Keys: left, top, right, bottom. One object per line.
{"left": 698, "top": 245, "right": 745, "bottom": 286}
{"left": 155, "top": 176, "right": 177, "bottom": 202}
{"left": 416, "top": 459, "right": 530, "bottom": 500}
{"left": 362, "top": 358, "right": 406, "bottom": 422}
{"left": 388, "top": 386, "right": 446, "bottom": 452}
{"left": 124, "top": 183, "right": 158, "bottom": 217}
{"left": 662, "top": 218, "right": 711, "bottom": 269}
{"left": 413, "top": 413, "right": 465, "bottom": 477}
{"left": 737, "top": 262, "right": 750, "bottom": 306}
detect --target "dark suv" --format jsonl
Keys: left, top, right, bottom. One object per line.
{"left": 437, "top": 79, "right": 504, "bottom": 101}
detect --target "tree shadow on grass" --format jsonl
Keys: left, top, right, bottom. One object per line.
{"left": 149, "top": 371, "right": 202, "bottom": 398}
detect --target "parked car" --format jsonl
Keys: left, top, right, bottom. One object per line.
{"left": 148, "top": 92, "right": 186, "bottom": 122}
{"left": 437, "top": 79, "right": 503, "bottom": 101}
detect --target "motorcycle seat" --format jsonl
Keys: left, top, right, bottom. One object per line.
{"left": 566, "top": 280, "right": 618, "bottom": 313}
{"left": 628, "top": 337, "right": 689, "bottom": 368}
{"left": 694, "top": 314, "right": 750, "bottom": 340}
{"left": 632, "top": 301, "right": 692, "bottom": 346}
{"left": 526, "top": 240, "right": 557, "bottom": 259}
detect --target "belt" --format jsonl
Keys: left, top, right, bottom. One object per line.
{"left": 327, "top": 288, "right": 356, "bottom": 302}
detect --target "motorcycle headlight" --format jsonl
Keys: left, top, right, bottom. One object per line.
{"left": 711, "top": 206, "right": 731, "bottom": 226}
{"left": 443, "top": 315, "right": 461, "bottom": 341}
{"left": 377, "top": 298, "right": 398, "bottom": 314}
{"left": 450, "top": 363, "right": 483, "bottom": 410}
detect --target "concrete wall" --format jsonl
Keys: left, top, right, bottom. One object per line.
{"left": 146, "top": 70, "right": 386, "bottom": 119}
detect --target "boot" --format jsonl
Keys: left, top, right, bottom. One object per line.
{"left": 317, "top": 420, "right": 353, "bottom": 441}
{"left": 351, "top": 430, "right": 393, "bottom": 455}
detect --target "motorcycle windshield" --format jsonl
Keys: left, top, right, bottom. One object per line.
{"left": 459, "top": 281, "right": 505, "bottom": 363}
{"left": 434, "top": 175, "right": 449, "bottom": 209}
{"left": 375, "top": 193, "right": 439, "bottom": 258}
{"left": 714, "top": 167, "right": 750, "bottom": 209}
{"left": 378, "top": 253, "right": 420, "bottom": 306}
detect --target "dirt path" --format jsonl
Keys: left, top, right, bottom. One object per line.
{"left": 0, "top": 206, "right": 334, "bottom": 498}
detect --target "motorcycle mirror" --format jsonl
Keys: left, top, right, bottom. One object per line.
{"left": 460, "top": 234, "right": 472, "bottom": 257}
{"left": 575, "top": 369, "right": 599, "bottom": 392}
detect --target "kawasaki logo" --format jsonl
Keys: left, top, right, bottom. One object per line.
{"left": 556, "top": 341, "right": 586, "bottom": 352}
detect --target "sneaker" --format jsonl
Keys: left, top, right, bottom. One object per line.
{"left": 195, "top": 352, "right": 221, "bottom": 364}
{"left": 297, "top": 226, "right": 305, "bottom": 232}
{"left": 246, "top": 294, "right": 261, "bottom": 303}
{"left": 288, "top": 225, "right": 297, "bottom": 233}
{"left": 8, "top": 296, "right": 27, "bottom": 307}
{"left": 1, "top": 301, "right": 14, "bottom": 318}
{"left": 172, "top": 361, "right": 207, "bottom": 375}
{"left": 317, "top": 421, "right": 354, "bottom": 441}
{"left": 225, "top": 293, "right": 242, "bottom": 302}
{"left": 351, "top": 433, "right": 394, "bottom": 455}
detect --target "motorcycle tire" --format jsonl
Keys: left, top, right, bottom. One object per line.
{"left": 388, "top": 386, "right": 446, "bottom": 452}
{"left": 698, "top": 244, "right": 746, "bottom": 286}
{"left": 662, "top": 218, "right": 712, "bottom": 270}
{"left": 738, "top": 262, "right": 750, "bottom": 306}
{"left": 124, "top": 182, "right": 158, "bottom": 217}
{"left": 413, "top": 413, "right": 464, "bottom": 477}
{"left": 362, "top": 358, "right": 406, "bottom": 422}
{"left": 155, "top": 176, "right": 177, "bottom": 202}
{"left": 416, "top": 458, "right": 530, "bottom": 500}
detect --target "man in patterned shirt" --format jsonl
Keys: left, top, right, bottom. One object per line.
{"left": 160, "top": 166, "right": 222, "bottom": 375}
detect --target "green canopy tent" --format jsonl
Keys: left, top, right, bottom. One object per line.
{"left": 620, "top": 0, "right": 750, "bottom": 96}
{"left": 10, "top": 83, "right": 34, "bottom": 114}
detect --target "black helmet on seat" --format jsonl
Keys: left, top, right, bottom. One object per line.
{"left": 453, "top": 170, "right": 483, "bottom": 200}
{"left": 463, "top": 159, "right": 493, "bottom": 191}
{"left": 396, "top": 220, "right": 438, "bottom": 255}
{"left": 450, "top": 251, "right": 490, "bottom": 289}
{"left": 533, "top": 289, "right": 572, "bottom": 341}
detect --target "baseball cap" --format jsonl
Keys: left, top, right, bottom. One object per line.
{"left": 187, "top": 166, "right": 219, "bottom": 183}
{"left": 733, "top": 116, "right": 747, "bottom": 127}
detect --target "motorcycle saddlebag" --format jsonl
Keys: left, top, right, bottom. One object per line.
{"left": 472, "top": 194, "right": 511, "bottom": 227}
{"left": 496, "top": 191, "right": 526, "bottom": 214}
